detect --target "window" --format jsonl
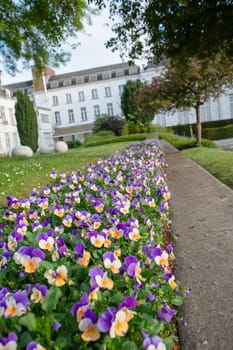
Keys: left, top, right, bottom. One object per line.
{"left": 76, "top": 77, "right": 83, "bottom": 84}
{"left": 105, "top": 87, "right": 111, "bottom": 97}
{"left": 94, "top": 105, "right": 100, "bottom": 117}
{"left": 50, "top": 81, "right": 59, "bottom": 88}
{"left": 103, "top": 72, "right": 110, "bottom": 79}
{"left": 229, "top": 94, "right": 233, "bottom": 117}
{"left": 8, "top": 108, "right": 15, "bottom": 125}
{"left": 43, "top": 132, "right": 53, "bottom": 146}
{"left": 177, "top": 111, "right": 189, "bottom": 125}
{"left": 200, "top": 100, "right": 212, "bottom": 122}
{"left": 81, "top": 107, "right": 88, "bottom": 121}
{"left": 129, "top": 67, "right": 138, "bottom": 75}
{"left": 116, "top": 70, "right": 124, "bottom": 77}
{"left": 79, "top": 91, "right": 85, "bottom": 102}
{"left": 119, "top": 85, "right": 124, "bottom": 95}
{"left": 71, "top": 134, "right": 75, "bottom": 140}
{"left": 92, "top": 89, "right": 98, "bottom": 100}
{"left": 13, "top": 132, "right": 18, "bottom": 147}
{"left": 0, "top": 106, "right": 7, "bottom": 123}
{"left": 4, "top": 132, "right": 10, "bottom": 152}
{"left": 84, "top": 76, "right": 89, "bottom": 83}
{"left": 41, "top": 114, "right": 50, "bottom": 124}
{"left": 52, "top": 96, "right": 58, "bottom": 106}
{"left": 66, "top": 93, "right": 72, "bottom": 104}
{"left": 63, "top": 79, "right": 71, "bottom": 86}
{"left": 55, "top": 111, "right": 61, "bottom": 125}
{"left": 90, "top": 75, "right": 97, "bottom": 81}
{"left": 68, "top": 109, "right": 75, "bottom": 123}
{"left": 107, "top": 103, "right": 114, "bottom": 117}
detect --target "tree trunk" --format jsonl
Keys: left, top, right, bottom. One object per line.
{"left": 195, "top": 104, "right": 202, "bottom": 146}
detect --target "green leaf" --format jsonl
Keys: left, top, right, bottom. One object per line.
{"left": 19, "top": 312, "right": 37, "bottom": 331}
{"left": 42, "top": 286, "right": 62, "bottom": 312}
{"left": 122, "top": 340, "right": 137, "bottom": 350}
{"left": 172, "top": 295, "right": 184, "bottom": 306}
{"left": 163, "top": 336, "right": 176, "bottom": 350}
{"left": 40, "top": 260, "right": 54, "bottom": 270}
{"left": 142, "top": 318, "right": 161, "bottom": 335}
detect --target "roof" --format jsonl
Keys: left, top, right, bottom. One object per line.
{"left": 49, "top": 62, "right": 138, "bottom": 81}
{"left": 54, "top": 124, "right": 93, "bottom": 136}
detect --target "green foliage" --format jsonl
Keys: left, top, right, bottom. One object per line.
{"left": 0, "top": 0, "right": 89, "bottom": 74}
{"left": 138, "top": 55, "right": 233, "bottom": 144}
{"left": 91, "top": 1, "right": 233, "bottom": 63}
{"left": 15, "top": 90, "right": 38, "bottom": 152}
{"left": 122, "top": 121, "right": 153, "bottom": 135}
{"left": 159, "top": 133, "right": 216, "bottom": 150}
{"left": 66, "top": 140, "right": 82, "bottom": 149}
{"left": 92, "top": 115, "right": 125, "bottom": 136}
{"left": 84, "top": 133, "right": 157, "bottom": 147}
{"left": 121, "top": 80, "right": 155, "bottom": 125}
{"left": 171, "top": 118, "right": 233, "bottom": 137}
{"left": 84, "top": 131, "right": 115, "bottom": 144}
{"left": 202, "top": 124, "right": 233, "bottom": 140}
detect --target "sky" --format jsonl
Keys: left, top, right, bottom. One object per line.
{"left": 0, "top": 8, "right": 136, "bottom": 85}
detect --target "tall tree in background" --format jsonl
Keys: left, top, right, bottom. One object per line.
{"left": 15, "top": 91, "right": 38, "bottom": 152}
{"left": 121, "top": 80, "right": 154, "bottom": 124}
{"left": 0, "top": 0, "right": 89, "bottom": 75}
{"left": 91, "top": 1, "right": 233, "bottom": 63}
{"left": 137, "top": 55, "right": 233, "bottom": 144}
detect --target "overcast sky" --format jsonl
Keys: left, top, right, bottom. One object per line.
{"left": 0, "top": 8, "right": 134, "bottom": 85}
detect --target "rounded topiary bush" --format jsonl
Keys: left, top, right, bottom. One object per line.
{"left": 55, "top": 141, "right": 68, "bottom": 153}
{"left": 12, "top": 145, "right": 33, "bottom": 157}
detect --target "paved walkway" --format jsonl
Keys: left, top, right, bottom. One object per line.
{"left": 159, "top": 140, "right": 233, "bottom": 350}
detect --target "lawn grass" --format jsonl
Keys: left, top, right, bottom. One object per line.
{"left": 0, "top": 142, "right": 133, "bottom": 206}
{"left": 183, "top": 147, "right": 233, "bottom": 189}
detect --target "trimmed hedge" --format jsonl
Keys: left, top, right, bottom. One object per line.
{"left": 172, "top": 118, "right": 233, "bottom": 137}
{"left": 202, "top": 124, "right": 233, "bottom": 140}
{"left": 159, "top": 133, "right": 216, "bottom": 150}
{"left": 66, "top": 140, "right": 82, "bottom": 149}
{"left": 84, "top": 133, "right": 157, "bottom": 147}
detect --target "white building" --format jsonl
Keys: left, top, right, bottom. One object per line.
{"left": 4, "top": 61, "right": 233, "bottom": 145}
{"left": 0, "top": 87, "right": 20, "bottom": 156}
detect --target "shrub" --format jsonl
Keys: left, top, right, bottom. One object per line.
{"left": 159, "top": 133, "right": 216, "bottom": 150}
{"left": 84, "top": 133, "right": 157, "bottom": 147}
{"left": 93, "top": 115, "right": 125, "bottom": 136}
{"left": 202, "top": 124, "right": 233, "bottom": 140}
{"left": 66, "top": 140, "right": 82, "bottom": 149}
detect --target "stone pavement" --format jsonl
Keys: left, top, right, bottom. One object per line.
{"left": 159, "top": 140, "right": 233, "bottom": 350}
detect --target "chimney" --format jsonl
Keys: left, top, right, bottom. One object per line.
{"left": 31, "top": 66, "right": 55, "bottom": 92}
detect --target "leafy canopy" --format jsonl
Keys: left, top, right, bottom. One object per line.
{"left": 90, "top": 1, "right": 233, "bottom": 62}
{"left": 0, "top": 0, "right": 90, "bottom": 75}
{"left": 137, "top": 55, "right": 233, "bottom": 143}
{"left": 121, "top": 80, "right": 154, "bottom": 125}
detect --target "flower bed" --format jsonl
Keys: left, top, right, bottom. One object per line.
{"left": 0, "top": 141, "right": 188, "bottom": 350}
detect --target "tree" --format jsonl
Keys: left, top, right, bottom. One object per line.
{"left": 15, "top": 91, "right": 38, "bottom": 152}
{"left": 90, "top": 1, "right": 233, "bottom": 63}
{"left": 0, "top": 1, "right": 89, "bottom": 75}
{"left": 137, "top": 55, "right": 233, "bottom": 144}
{"left": 121, "top": 80, "right": 154, "bottom": 125}
{"left": 93, "top": 114, "right": 125, "bottom": 136}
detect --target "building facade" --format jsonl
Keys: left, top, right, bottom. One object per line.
{"left": 4, "top": 61, "right": 233, "bottom": 148}
{"left": 0, "top": 87, "right": 20, "bottom": 156}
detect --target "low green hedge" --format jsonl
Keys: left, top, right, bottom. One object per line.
{"left": 172, "top": 118, "right": 233, "bottom": 137}
{"left": 66, "top": 140, "right": 82, "bottom": 149}
{"left": 202, "top": 124, "right": 233, "bottom": 140}
{"left": 84, "top": 133, "right": 157, "bottom": 147}
{"left": 159, "top": 133, "right": 216, "bottom": 150}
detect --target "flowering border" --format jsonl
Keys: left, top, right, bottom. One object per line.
{"left": 0, "top": 140, "right": 188, "bottom": 350}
